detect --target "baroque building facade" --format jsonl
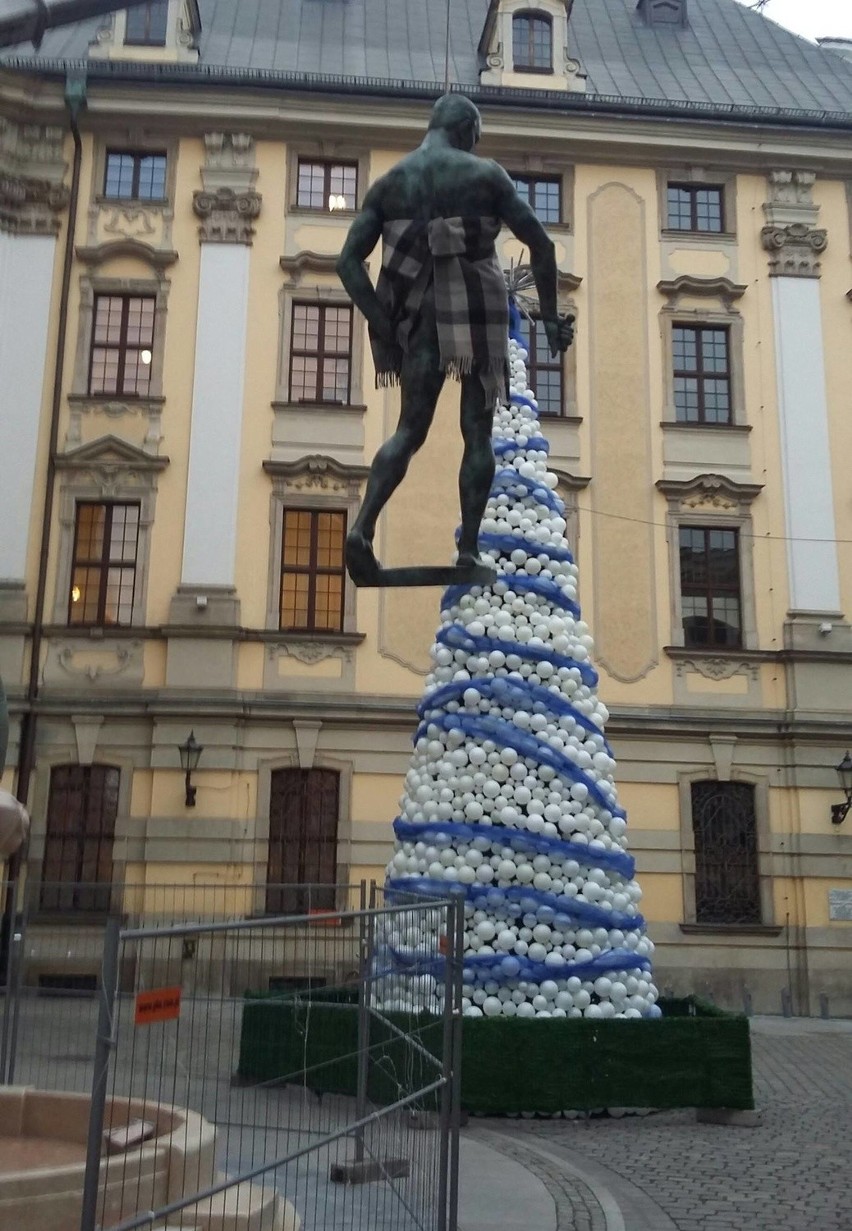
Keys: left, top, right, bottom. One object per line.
{"left": 1, "top": 0, "right": 851, "bottom": 1012}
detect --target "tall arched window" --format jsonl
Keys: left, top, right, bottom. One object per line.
{"left": 691, "top": 781, "right": 760, "bottom": 924}
{"left": 40, "top": 765, "right": 119, "bottom": 913}
{"left": 266, "top": 767, "right": 340, "bottom": 914}
{"left": 512, "top": 11, "right": 553, "bottom": 72}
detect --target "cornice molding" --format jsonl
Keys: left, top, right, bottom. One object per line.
{"left": 279, "top": 250, "right": 341, "bottom": 284}
{"left": 657, "top": 275, "right": 747, "bottom": 308}
{"left": 551, "top": 467, "right": 591, "bottom": 492}
{"left": 656, "top": 472, "right": 763, "bottom": 511}
{"left": 75, "top": 238, "right": 178, "bottom": 269}
{"left": 263, "top": 454, "right": 370, "bottom": 483}
{"left": 55, "top": 435, "right": 170, "bottom": 472}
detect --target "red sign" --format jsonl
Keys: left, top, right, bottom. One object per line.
{"left": 134, "top": 986, "right": 181, "bottom": 1025}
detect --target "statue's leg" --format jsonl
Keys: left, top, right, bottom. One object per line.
{"left": 457, "top": 373, "right": 495, "bottom": 567}
{"left": 348, "top": 322, "right": 444, "bottom": 563}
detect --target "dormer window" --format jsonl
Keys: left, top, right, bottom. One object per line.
{"left": 125, "top": 0, "right": 169, "bottom": 46}
{"left": 512, "top": 11, "right": 553, "bottom": 73}
{"left": 637, "top": 0, "right": 687, "bottom": 27}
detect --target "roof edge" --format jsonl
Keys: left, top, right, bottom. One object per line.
{"left": 3, "top": 56, "right": 852, "bottom": 132}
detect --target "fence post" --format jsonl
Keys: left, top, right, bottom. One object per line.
{"left": 0, "top": 873, "right": 22, "bottom": 1082}
{"left": 354, "top": 880, "right": 371, "bottom": 1164}
{"left": 437, "top": 900, "right": 455, "bottom": 1231}
{"left": 448, "top": 892, "right": 465, "bottom": 1231}
{"left": 4, "top": 876, "right": 30, "bottom": 1085}
{"left": 79, "top": 915, "right": 120, "bottom": 1231}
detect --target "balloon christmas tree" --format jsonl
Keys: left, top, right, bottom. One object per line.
{"left": 377, "top": 288, "right": 660, "bottom": 1022}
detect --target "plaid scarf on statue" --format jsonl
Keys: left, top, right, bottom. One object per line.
{"left": 371, "top": 215, "right": 509, "bottom": 406}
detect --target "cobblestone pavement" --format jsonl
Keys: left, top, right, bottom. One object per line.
{"left": 474, "top": 1017, "right": 852, "bottom": 1231}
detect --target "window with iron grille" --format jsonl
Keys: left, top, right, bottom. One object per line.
{"left": 296, "top": 159, "right": 358, "bottom": 211}
{"left": 279, "top": 508, "right": 346, "bottom": 633}
{"left": 266, "top": 767, "right": 340, "bottom": 914}
{"left": 40, "top": 765, "right": 119, "bottom": 913}
{"left": 103, "top": 151, "right": 167, "bottom": 201}
{"left": 510, "top": 173, "right": 561, "bottom": 224}
{"left": 679, "top": 525, "right": 741, "bottom": 648}
{"left": 69, "top": 502, "right": 140, "bottom": 627}
{"left": 89, "top": 294, "right": 156, "bottom": 396}
{"left": 667, "top": 183, "right": 724, "bottom": 233}
{"left": 512, "top": 11, "right": 553, "bottom": 71}
{"left": 290, "top": 303, "right": 352, "bottom": 404}
{"left": 672, "top": 324, "right": 731, "bottom": 424}
{"left": 124, "top": 0, "right": 168, "bottom": 45}
{"left": 518, "top": 316, "right": 563, "bottom": 415}
{"left": 691, "top": 781, "right": 761, "bottom": 924}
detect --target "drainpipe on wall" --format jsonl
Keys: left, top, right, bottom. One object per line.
{"left": 4, "top": 66, "right": 87, "bottom": 909}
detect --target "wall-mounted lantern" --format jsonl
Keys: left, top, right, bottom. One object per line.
{"left": 831, "top": 751, "right": 852, "bottom": 826}
{"left": 178, "top": 731, "right": 203, "bottom": 807}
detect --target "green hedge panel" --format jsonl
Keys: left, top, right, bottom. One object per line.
{"left": 237, "top": 995, "right": 753, "bottom": 1112}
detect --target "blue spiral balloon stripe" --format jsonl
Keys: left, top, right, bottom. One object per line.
{"left": 437, "top": 623, "right": 597, "bottom": 687}
{"left": 476, "top": 530, "right": 575, "bottom": 565}
{"left": 493, "top": 436, "right": 550, "bottom": 457}
{"left": 511, "top": 392, "right": 538, "bottom": 411}
{"left": 392, "top": 817, "right": 634, "bottom": 878}
{"left": 382, "top": 944, "right": 651, "bottom": 983}
{"left": 496, "top": 573, "right": 579, "bottom": 617}
{"left": 440, "top": 571, "right": 579, "bottom": 619}
{"left": 415, "top": 710, "right": 623, "bottom": 819}
{"left": 386, "top": 875, "right": 643, "bottom": 931}
{"left": 492, "top": 468, "right": 565, "bottom": 515}
{"left": 416, "top": 674, "right": 612, "bottom": 756}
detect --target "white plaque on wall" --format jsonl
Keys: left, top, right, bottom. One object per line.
{"left": 828, "top": 889, "right": 852, "bottom": 921}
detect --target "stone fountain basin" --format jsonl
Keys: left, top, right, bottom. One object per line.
{"left": 0, "top": 1087, "right": 297, "bottom": 1230}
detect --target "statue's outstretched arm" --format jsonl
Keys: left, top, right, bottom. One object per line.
{"left": 337, "top": 192, "right": 394, "bottom": 342}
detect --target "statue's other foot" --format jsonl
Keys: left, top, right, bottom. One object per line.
{"left": 456, "top": 548, "right": 484, "bottom": 571}
{"left": 346, "top": 530, "right": 381, "bottom": 584}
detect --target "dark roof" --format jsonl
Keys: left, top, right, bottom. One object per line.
{"left": 4, "top": 0, "right": 852, "bottom": 122}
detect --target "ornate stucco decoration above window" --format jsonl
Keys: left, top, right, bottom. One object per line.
{"left": 760, "top": 170, "right": 826, "bottom": 278}
{"left": 478, "top": 0, "right": 586, "bottom": 91}
{"left": 0, "top": 118, "right": 69, "bottom": 235}
{"left": 192, "top": 133, "right": 260, "bottom": 243}
{"left": 262, "top": 454, "right": 369, "bottom": 502}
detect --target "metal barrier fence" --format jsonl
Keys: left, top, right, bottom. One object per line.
{"left": 1, "top": 880, "right": 365, "bottom": 1091}
{"left": 84, "top": 894, "right": 463, "bottom": 1231}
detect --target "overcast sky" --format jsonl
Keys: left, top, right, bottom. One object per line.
{"left": 734, "top": 0, "right": 852, "bottom": 42}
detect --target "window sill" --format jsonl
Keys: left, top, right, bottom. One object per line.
{"left": 512, "top": 65, "right": 555, "bottom": 75}
{"left": 272, "top": 400, "right": 367, "bottom": 415}
{"left": 661, "top": 230, "right": 736, "bottom": 242}
{"left": 660, "top": 420, "right": 750, "bottom": 433}
{"left": 679, "top": 923, "right": 782, "bottom": 937}
{"left": 258, "top": 630, "right": 365, "bottom": 646}
{"left": 287, "top": 206, "right": 358, "bottom": 220}
{"left": 70, "top": 393, "right": 165, "bottom": 408}
{"left": 95, "top": 196, "right": 169, "bottom": 208}
{"left": 665, "top": 645, "right": 767, "bottom": 662}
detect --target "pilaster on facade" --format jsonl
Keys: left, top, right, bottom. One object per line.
{"left": 761, "top": 170, "right": 826, "bottom": 278}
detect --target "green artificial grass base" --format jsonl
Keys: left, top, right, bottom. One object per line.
{"left": 237, "top": 992, "right": 753, "bottom": 1113}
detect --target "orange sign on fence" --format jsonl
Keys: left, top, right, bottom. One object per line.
{"left": 134, "top": 986, "right": 182, "bottom": 1026}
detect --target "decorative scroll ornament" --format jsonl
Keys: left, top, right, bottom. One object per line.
{"left": 192, "top": 187, "right": 262, "bottom": 244}
{"left": 760, "top": 223, "right": 827, "bottom": 278}
{"left": 0, "top": 173, "right": 69, "bottom": 235}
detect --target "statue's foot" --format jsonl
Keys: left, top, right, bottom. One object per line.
{"left": 456, "top": 549, "right": 485, "bottom": 571}
{"left": 346, "top": 530, "right": 381, "bottom": 584}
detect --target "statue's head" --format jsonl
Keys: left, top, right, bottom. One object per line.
{"left": 428, "top": 94, "right": 482, "bottom": 152}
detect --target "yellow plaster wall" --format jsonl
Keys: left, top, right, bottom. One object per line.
{"left": 636, "top": 872, "right": 680, "bottom": 923}
{"left": 618, "top": 781, "right": 679, "bottom": 830}
{"left": 351, "top": 772, "right": 402, "bottom": 823}
{"left": 149, "top": 769, "right": 257, "bottom": 820}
